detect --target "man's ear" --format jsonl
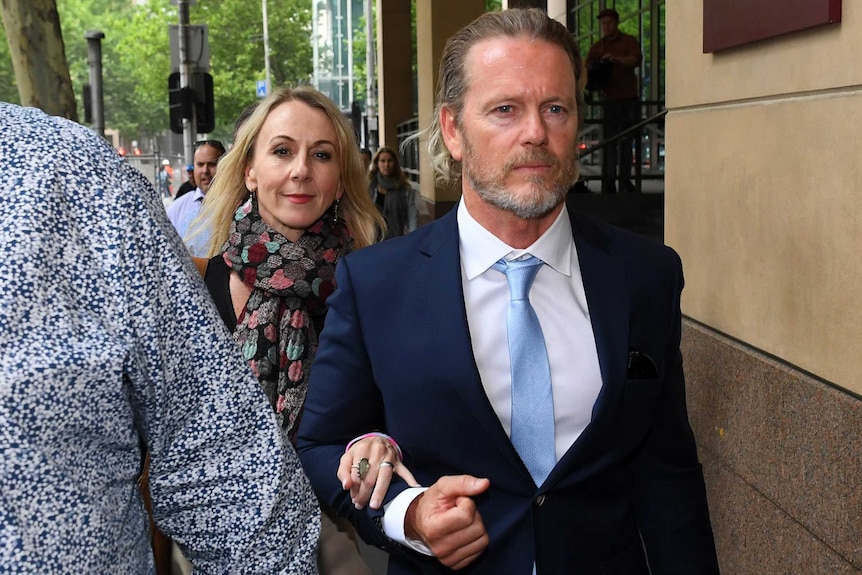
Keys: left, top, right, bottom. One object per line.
{"left": 440, "top": 106, "right": 463, "bottom": 162}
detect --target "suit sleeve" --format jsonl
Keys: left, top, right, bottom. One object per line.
{"left": 296, "top": 257, "right": 413, "bottom": 552}
{"left": 631, "top": 251, "right": 720, "bottom": 574}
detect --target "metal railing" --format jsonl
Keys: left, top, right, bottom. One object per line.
{"left": 578, "top": 104, "right": 667, "bottom": 193}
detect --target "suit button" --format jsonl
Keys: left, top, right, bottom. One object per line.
{"left": 535, "top": 495, "right": 545, "bottom": 507}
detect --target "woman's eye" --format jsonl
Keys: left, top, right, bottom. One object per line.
{"left": 314, "top": 151, "right": 332, "bottom": 161}
{"left": 274, "top": 146, "right": 289, "bottom": 156}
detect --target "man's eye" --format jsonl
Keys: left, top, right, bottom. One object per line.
{"left": 496, "top": 105, "right": 513, "bottom": 113}
{"left": 548, "top": 105, "right": 564, "bottom": 114}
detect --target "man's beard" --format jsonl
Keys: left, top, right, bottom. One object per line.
{"left": 462, "top": 136, "right": 579, "bottom": 220}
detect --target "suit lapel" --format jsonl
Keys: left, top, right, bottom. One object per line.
{"left": 545, "top": 209, "right": 631, "bottom": 487}
{"left": 412, "top": 209, "right": 533, "bottom": 477}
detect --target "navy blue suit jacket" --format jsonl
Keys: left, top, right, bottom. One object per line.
{"left": 297, "top": 204, "right": 719, "bottom": 574}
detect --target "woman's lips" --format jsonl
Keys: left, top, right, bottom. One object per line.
{"left": 285, "top": 194, "right": 314, "bottom": 204}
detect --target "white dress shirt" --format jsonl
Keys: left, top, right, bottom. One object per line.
{"left": 383, "top": 200, "right": 603, "bottom": 549}
{"left": 166, "top": 188, "right": 211, "bottom": 256}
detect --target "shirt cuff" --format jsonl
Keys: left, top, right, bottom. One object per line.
{"left": 382, "top": 487, "right": 433, "bottom": 556}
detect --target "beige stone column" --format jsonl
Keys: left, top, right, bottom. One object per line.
{"left": 546, "top": 0, "right": 567, "bottom": 24}
{"left": 415, "top": 0, "right": 485, "bottom": 218}
{"left": 376, "top": 1, "right": 414, "bottom": 152}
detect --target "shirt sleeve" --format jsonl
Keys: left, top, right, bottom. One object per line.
{"left": 382, "top": 487, "right": 432, "bottom": 555}
{"left": 165, "top": 193, "right": 183, "bottom": 227}
{"left": 115, "top": 159, "right": 321, "bottom": 574}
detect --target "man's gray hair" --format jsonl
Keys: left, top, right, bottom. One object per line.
{"left": 426, "top": 8, "right": 584, "bottom": 186}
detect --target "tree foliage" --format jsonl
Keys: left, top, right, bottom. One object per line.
{"left": 1, "top": 0, "right": 76, "bottom": 117}
{"left": 0, "top": 22, "right": 20, "bottom": 105}
{"left": 191, "top": 0, "right": 312, "bottom": 140}
{"left": 0, "top": 0, "right": 312, "bottom": 141}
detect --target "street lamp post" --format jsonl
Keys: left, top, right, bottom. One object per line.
{"left": 178, "top": 0, "right": 196, "bottom": 164}
{"left": 85, "top": 30, "right": 105, "bottom": 138}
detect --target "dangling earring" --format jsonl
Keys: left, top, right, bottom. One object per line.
{"left": 332, "top": 198, "right": 340, "bottom": 224}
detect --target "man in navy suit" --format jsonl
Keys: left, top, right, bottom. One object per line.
{"left": 297, "top": 8, "right": 719, "bottom": 574}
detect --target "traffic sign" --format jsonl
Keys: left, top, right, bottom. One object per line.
{"left": 256, "top": 80, "right": 268, "bottom": 98}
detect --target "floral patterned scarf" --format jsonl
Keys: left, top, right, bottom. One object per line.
{"left": 222, "top": 197, "right": 352, "bottom": 438}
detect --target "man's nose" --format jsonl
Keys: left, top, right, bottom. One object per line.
{"left": 521, "top": 110, "right": 549, "bottom": 146}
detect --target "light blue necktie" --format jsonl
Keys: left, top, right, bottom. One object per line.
{"left": 492, "top": 256, "right": 556, "bottom": 486}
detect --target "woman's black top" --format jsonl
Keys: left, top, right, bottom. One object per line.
{"left": 202, "top": 255, "right": 325, "bottom": 335}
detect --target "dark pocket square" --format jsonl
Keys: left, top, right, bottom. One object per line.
{"left": 627, "top": 349, "right": 659, "bottom": 379}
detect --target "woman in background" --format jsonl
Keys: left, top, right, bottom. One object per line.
{"left": 368, "top": 146, "right": 417, "bottom": 238}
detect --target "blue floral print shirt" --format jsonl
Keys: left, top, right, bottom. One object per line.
{"left": 0, "top": 104, "right": 320, "bottom": 574}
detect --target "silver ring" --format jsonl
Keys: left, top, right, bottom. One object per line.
{"left": 379, "top": 461, "right": 394, "bottom": 469}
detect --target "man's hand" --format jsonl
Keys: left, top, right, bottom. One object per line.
{"left": 404, "top": 475, "right": 491, "bottom": 570}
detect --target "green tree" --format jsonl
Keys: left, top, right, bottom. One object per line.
{"left": 351, "top": 7, "right": 374, "bottom": 107}
{"left": 191, "top": 0, "right": 312, "bottom": 140}
{"left": 1, "top": 0, "right": 76, "bottom": 117}
{"left": 56, "top": 0, "right": 165, "bottom": 134}
{"left": 0, "top": 22, "right": 20, "bottom": 104}
{"left": 1, "top": 0, "right": 313, "bottom": 141}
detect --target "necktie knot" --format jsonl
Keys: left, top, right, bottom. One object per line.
{"left": 492, "top": 255, "right": 544, "bottom": 302}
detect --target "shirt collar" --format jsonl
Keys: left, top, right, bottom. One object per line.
{"left": 458, "top": 199, "right": 573, "bottom": 280}
{"left": 193, "top": 188, "right": 205, "bottom": 202}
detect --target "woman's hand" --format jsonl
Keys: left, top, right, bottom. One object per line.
{"left": 338, "top": 435, "right": 418, "bottom": 510}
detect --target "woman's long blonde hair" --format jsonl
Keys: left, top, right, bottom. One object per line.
{"left": 199, "top": 86, "right": 384, "bottom": 258}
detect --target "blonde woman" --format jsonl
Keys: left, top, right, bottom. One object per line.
{"left": 195, "top": 86, "right": 413, "bottom": 574}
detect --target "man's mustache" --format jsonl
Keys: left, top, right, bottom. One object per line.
{"left": 503, "top": 150, "right": 560, "bottom": 172}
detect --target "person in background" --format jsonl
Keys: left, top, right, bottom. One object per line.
{"left": 585, "top": 8, "right": 643, "bottom": 194}
{"left": 174, "top": 164, "right": 196, "bottom": 199}
{"left": 359, "top": 148, "right": 373, "bottom": 173}
{"left": 195, "top": 86, "right": 411, "bottom": 574}
{"left": 297, "top": 9, "right": 718, "bottom": 574}
{"left": 0, "top": 102, "right": 320, "bottom": 573}
{"left": 158, "top": 158, "right": 174, "bottom": 198}
{"left": 368, "top": 146, "right": 417, "bottom": 238}
{"left": 166, "top": 139, "right": 226, "bottom": 255}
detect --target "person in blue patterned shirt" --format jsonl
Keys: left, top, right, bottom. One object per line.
{"left": 0, "top": 102, "right": 321, "bottom": 574}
